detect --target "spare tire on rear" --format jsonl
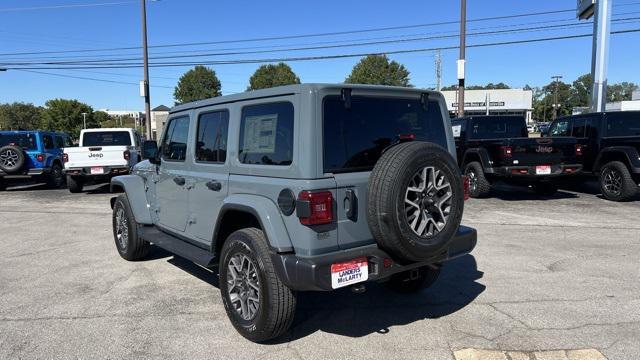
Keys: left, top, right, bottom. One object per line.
{"left": 367, "top": 142, "right": 464, "bottom": 263}
{"left": 0, "top": 145, "right": 26, "bottom": 174}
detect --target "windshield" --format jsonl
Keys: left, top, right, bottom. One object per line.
{"left": 82, "top": 131, "right": 131, "bottom": 147}
{"left": 0, "top": 133, "right": 37, "bottom": 150}
{"left": 323, "top": 95, "right": 447, "bottom": 173}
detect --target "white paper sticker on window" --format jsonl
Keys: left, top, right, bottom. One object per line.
{"left": 243, "top": 114, "right": 278, "bottom": 153}
{"left": 452, "top": 124, "right": 462, "bottom": 138}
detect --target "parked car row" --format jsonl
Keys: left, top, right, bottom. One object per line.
{"left": 0, "top": 128, "right": 143, "bottom": 192}
{"left": 450, "top": 112, "right": 640, "bottom": 201}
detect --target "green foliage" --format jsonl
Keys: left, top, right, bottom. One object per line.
{"left": 98, "top": 115, "right": 138, "bottom": 129}
{"left": 40, "top": 99, "right": 96, "bottom": 140}
{"left": 0, "top": 102, "right": 42, "bottom": 130}
{"left": 174, "top": 65, "right": 222, "bottom": 104}
{"left": 345, "top": 55, "right": 411, "bottom": 87}
{"left": 467, "top": 82, "right": 511, "bottom": 90}
{"left": 247, "top": 63, "right": 300, "bottom": 91}
{"left": 607, "top": 82, "right": 638, "bottom": 102}
{"left": 93, "top": 111, "right": 111, "bottom": 125}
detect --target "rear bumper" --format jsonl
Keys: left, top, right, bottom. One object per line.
{"left": 492, "top": 164, "right": 583, "bottom": 179}
{"left": 64, "top": 166, "right": 130, "bottom": 177}
{"left": 271, "top": 225, "right": 477, "bottom": 291}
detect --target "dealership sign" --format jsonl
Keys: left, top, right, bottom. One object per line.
{"left": 452, "top": 101, "right": 506, "bottom": 108}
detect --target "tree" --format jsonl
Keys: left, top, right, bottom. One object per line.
{"left": 93, "top": 111, "right": 111, "bottom": 126}
{"left": 441, "top": 85, "right": 458, "bottom": 91}
{"left": 570, "top": 74, "right": 592, "bottom": 108}
{"left": 532, "top": 81, "right": 573, "bottom": 122}
{"left": 0, "top": 102, "right": 42, "bottom": 130}
{"left": 345, "top": 55, "right": 411, "bottom": 87}
{"left": 607, "top": 82, "right": 638, "bottom": 102}
{"left": 467, "top": 82, "right": 511, "bottom": 90}
{"left": 41, "top": 99, "right": 96, "bottom": 140}
{"left": 174, "top": 65, "right": 221, "bottom": 104}
{"left": 247, "top": 63, "right": 300, "bottom": 91}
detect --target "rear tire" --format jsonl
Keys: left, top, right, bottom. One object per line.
{"left": 463, "top": 161, "right": 491, "bottom": 198}
{"left": 67, "top": 175, "right": 83, "bottom": 193}
{"left": 386, "top": 266, "right": 441, "bottom": 293}
{"left": 219, "top": 228, "right": 296, "bottom": 343}
{"left": 46, "top": 163, "right": 65, "bottom": 189}
{"left": 112, "top": 195, "right": 148, "bottom": 260}
{"left": 600, "top": 161, "right": 637, "bottom": 201}
{"left": 532, "top": 182, "right": 558, "bottom": 196}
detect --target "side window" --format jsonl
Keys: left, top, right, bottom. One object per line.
{"left": 571, "top": 118, "right": 588, "bottom": 138}
{"left": 42, "top": 135, "right": 54, "bottom": 150}
{"left": 161, "top": 117, "right": 190, "bottom": 162}
{"left": 196, "top": 110, "right": 229, "bottom": 163}
{"left": 55, "top": 136, "right": 65, "bottom": 149}
{"left": 239, "top": 102, "right": 294, "bottom": 166}
{"left": 606, "top": 112, "right": 640, "bottom": 136}
{"left": 549, "top": 120, "right": 570, "bottom": 136}
{"left": 64, "top": 137, "right": 73, "bottom": 147}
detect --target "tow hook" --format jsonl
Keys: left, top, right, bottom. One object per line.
{"left": 351, "top": 284, "right": 366, "bottom": 294}
{"left": 408, "top": 268, "right": 421, "bottom": 281}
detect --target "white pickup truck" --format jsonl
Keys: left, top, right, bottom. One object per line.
{"left": 63, "top": 128, "right": 142, "bottom": 193}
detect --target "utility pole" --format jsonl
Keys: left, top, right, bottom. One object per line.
{"left": 82, "top": 113, "right": 87, "bottom": 129}
{"left": 551, "top": 75, "right": 563, "bottom": 120}
{"left": 590, "top": 0, "right": 612, "bottom": 112}
{"left": 141, "top": 0, "right": 152, "bottom": 140}
{"left": 457, "top": 0, "right": 467, "bottom": 117}
{"left": 435, "top": 50, "right": 442, "bottom": 91}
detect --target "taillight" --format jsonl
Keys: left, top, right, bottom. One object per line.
{"left": 500, "top": 146, "right": 513, "bottom": 158}
{"left": 62, "top": 153, "right": 69, "bottom": 163}
{"left": 36, "top": 154, "right": 45, "bottom": 162}
{"left": 123, "top": 150, "right": 130, "bottom": 160}
{"left": 575, "top": 144, "right": 583, "bottom": 156}
{"left": 298, "top": 190, "right": 334, "bottom": 225}
{"left": 462, "top": 175, "right": 470, "bottom": 201}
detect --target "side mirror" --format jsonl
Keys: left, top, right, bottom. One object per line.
{"left": 142, "top": 140, "right": 159, "bottom": 163}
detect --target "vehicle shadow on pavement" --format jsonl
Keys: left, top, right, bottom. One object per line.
{"left": 3, "top": 182, "right": 50, "bottom": 192}
{"left": 557, "top": 179, "right": 640, "bottom": 201}
{"left": 85, "top": 184, "right": 112, "bottom": 195}
{"left": 280, "top": 255, "right": 485, "bottom": 341}
{"left": 489, "top": 183, "right": 578, "bottom": 201}
{"left": 167, "top": 254, "right": 220, "bottom": 287}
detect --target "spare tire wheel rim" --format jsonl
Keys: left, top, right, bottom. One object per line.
{"left": 603, "top": 168, "right": 622, "bottom": 196}
{"left": 0, "top": 149, "right": 19, "bottom": 169}
{"left": 404, "top": 166, "right": 452, "bottom": 237}
{"left": 226, "top": 253, "right": 261, "bottom": 321}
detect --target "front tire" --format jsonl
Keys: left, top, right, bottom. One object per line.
{"left": 67, "top": 175, "right": 83, "bottom": 193}
{"left": 464, "top": 161, "right": 491, "bottom": 198}
{"left": 600, "top": 161, "right": 638, "bottom": 201}
{"left": 219, "top": 228, "right": 296, "bottom": 343}
{"left": 112, "top": 195, "right": 148, "bottom": 260}
{"left": 386, "top": 266, "right": 441, "bottom": 293}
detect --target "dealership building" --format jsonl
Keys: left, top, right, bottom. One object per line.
{"left": 441, "top": 89, "right": 534, "bottom": 123}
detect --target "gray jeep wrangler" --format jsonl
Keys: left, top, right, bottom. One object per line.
{"left": 110, "top": 84, "right": 477, "bottom": 342}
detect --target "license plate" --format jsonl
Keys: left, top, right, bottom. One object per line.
{"left": 90, "top": 167, "right": 104, "bottom": 175}
{"left": 331, "top": 257, "right": 368, "bottom": 289}
{"left": 536, "top": 165, "right": 551, "bottom": 175}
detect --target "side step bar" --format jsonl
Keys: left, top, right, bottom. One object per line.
{"left": 138, "top": 226, "right": 216, "bottom": 268}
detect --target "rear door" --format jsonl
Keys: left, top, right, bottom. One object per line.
{"left": 156, "top": 115, "right": 191, "bottom": 233}
{"left": 323, "top": 95, "right": 449, "bottom": 250}
{"left": 186, "top": 109, "right": 230, "bottom": 246}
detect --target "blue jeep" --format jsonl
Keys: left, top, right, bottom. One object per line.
{"left": 0, "top": 131, "right": 71, "bottom": 190}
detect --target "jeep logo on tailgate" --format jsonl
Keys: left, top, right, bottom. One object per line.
{"left": 88, "top": 153, "right": 104, "bottom": 158}
{"left": 536, "top": 146, "right": 553, "bottom": 153}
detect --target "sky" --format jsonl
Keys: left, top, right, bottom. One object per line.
{"left": 0, "top": 0, "right": 639, "bottom": 111}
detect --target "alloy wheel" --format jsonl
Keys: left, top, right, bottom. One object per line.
{"left": 0, "top": 149, "right": 19, "bottom": 168}
{"left": 404, "top": 166, "right": 453, "bottom": 238}
{"left": 115, "top": 208, "right": 129, "bottom": 250}
{"left": 603, "top": 168, "right": 622, "bottom": 196}
{"left": 226, "top": 253, "right": 261, "bottom": 321}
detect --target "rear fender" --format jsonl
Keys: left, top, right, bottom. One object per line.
{"left": 594, "top": 147, "right": 640, "bottom": 173}
{"left": 462, "top": 148, "right": 493, "bottom": 173}
{"left": 110, "top": 175, "right": 153, "bottom": 224}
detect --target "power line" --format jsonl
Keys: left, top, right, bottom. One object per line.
{"left": 0, "top": 1, "right": 135, "bottom": 12}
{"left": 14, "top": 69, "right": 174, "bottom": 88}
{"left": 5, "top": 28, "right": 640, "bottom": 70}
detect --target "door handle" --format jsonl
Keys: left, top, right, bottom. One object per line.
{"left": 206, "top": 180, "right": 222, "bottom": 192}
{"left": 173, "top": 177, "right": 186, "bottom": 186}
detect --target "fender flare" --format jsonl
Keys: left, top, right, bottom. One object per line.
{"left": 214, "top": 194, "right": 294, "bottom": 253}
{"left": 462, "top": 148, "right": 493, "bottom": 173}
{"left": 593, "top": 147, "right": 639, "bottom": 172}
{"left": 109, "top": 175, "right": 153, "bottom": 224}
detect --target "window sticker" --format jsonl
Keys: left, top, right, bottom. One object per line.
{"left": 243, "top": 114, "right": 278, "bottom": 153}
{"left": 452, "top": 124, "right": 462, "bottom": 138}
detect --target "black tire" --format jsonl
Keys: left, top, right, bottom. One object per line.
{"left": 112, "top": 195, "right": 148, "bottom": 260}
{"left": 219, "top": 228, "right": 296, "bottom": 343}
{"left": 0, "top": 145, "right": 26, "bottom": 174}
{"left": 367, "top": 142, "right": 464, "bottom": 263}
{"left": 66, "top": 175, "right": 83, "bottom": 193}
{"left": 386, "top": 266, "right": 441, "bottom": 293}
{"left": 463, "top": 161, "right": 491, "bottom": 198}
{"left": 532, "top": 181, "right": 558, "bottom": 196}
{"left": 46, "top": 163, "right": 65, "bottom": 189}
{"left": 600, "top": 161, "right": 638, "bottom": 202}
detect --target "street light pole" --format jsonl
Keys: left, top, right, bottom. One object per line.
{"left": 457, "top": 0, "right": 467, "bottom": 118}
{"left": 551, "top": 75, "right": 563, "bottom": 120}
{"left": 82, "top": 112, "right": 87, "bottom": 129}
{"left": 590, "top": 0, "right": 612, "bottom": 112}
{"left": 141, "top": 0, "right": 152, "bottom": 140}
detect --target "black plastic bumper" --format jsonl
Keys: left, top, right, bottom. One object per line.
{"left": 64, "top": 166, "right": 130, "bottom": 177}
{"left": 491, "top": 164, "right": 583, "bottom": 179}
{"left": 0, "top": 167, "right": 50, "bottom": 178}
{"left": 271, "top": 225, "right": 477, "bottom": 291}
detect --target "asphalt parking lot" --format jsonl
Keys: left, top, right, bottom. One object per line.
{"left": 0, "top": 181, "right": 639, "bottom": 359}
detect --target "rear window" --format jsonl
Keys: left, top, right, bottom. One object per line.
{"left": 82, "top": 131, "right": 131, "bottom": 147}
{"left": 323, "top": 95, "right": 447, "bottom": 173}
{"left": 0, "top": 133, "right": 37, "bottom": 150}
{"left": 606, "top": 113, "right": 640, "bottom": 137}
{"left": 469, "top": 117, "right": 526, "bottom": 139}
